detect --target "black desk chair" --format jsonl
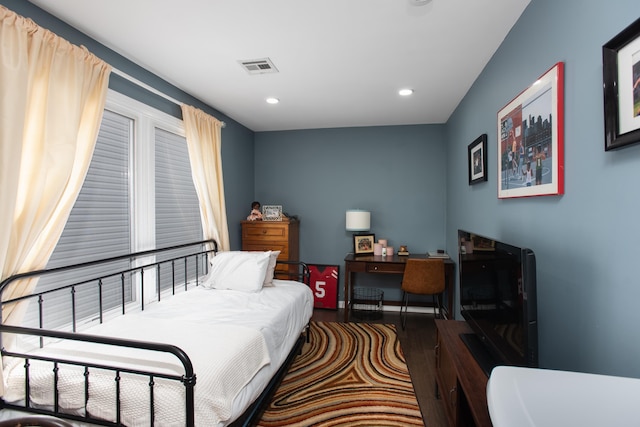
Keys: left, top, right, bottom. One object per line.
{"left": 400, "top": 258, "right": 445, "bottom": 330}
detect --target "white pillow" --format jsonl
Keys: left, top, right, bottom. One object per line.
{"left": 263, "top": 250, "right": 281, "bottom": 287}
{"left": 206, "top": 251, "right": 271, "bottom": 292}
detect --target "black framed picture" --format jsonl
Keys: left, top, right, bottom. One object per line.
{"left": 468, "top": 134, "right": 487, "bottom": 185}
{"left": 353, "top": 234, "right": 375, "bottom": 256}
{"left": 603, "top": 17, "right": 640, "bottom": 151}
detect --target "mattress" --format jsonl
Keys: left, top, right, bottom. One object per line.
{"left": 2, "top": 279, "right": 314, "bottom": 426}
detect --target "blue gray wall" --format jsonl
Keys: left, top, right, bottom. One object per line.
{"left": 6, "top": 0, "right": 640, "bottom": 378}
{"left": 446, "top": 0, "right": 640, "bottom": 376}
{"left": 254, "top": 125, "right": 447, "bottom": 301}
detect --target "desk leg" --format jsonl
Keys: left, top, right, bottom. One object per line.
{"left": 343, "top": 264, "right": 351, "bottom": 322}
{"left": 445, "top": 263, "right": 454, "bottom": 319}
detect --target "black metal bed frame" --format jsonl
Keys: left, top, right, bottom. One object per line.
{"left": 0, "top": 241, "right": 310, "bottom": 427}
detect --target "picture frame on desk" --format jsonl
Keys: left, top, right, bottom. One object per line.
{"left": 353, "top": 234, "right": 375, "bottom": 256}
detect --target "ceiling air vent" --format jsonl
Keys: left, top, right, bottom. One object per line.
{"left": 239, "top": 58, "right": 279, "bottom": 75}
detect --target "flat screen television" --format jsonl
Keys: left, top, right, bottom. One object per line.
{"left": 457, "top": 230, "right": 538, "bottom": 375}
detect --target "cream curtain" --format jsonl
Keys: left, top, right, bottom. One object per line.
{"left": 0, "top": 4, "right": 111, "bottom": 362}
{"left": 181, "top": 104, "right": 230, "bottom": 252}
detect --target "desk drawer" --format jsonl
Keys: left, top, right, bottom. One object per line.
{"left": 366, "top": 263, "right": 405, "bottom": 274}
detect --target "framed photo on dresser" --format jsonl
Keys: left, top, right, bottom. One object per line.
{"left": 262, "top": 205, "right": 282, "bottom": 221}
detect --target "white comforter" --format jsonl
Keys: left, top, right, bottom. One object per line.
{"left": 3, "top": 280, "right": 314, "bottom": 426}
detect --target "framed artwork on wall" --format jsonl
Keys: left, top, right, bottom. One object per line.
{"left": 353, "top": 234, "right": 375, "bottom": 256}
{"left": 468, "top": 134, "right": 488, "bottom": 185}
{"left": 497, "top": 62, "right": 564, "bottom": 199}
{"left": 603, "top": 17, "right": 640, "bottom": 151}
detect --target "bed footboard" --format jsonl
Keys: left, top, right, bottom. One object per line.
{"left": 1, "top": 325, "right": 196, "bottom": 426}
{"left": 0, "top": 240, "right": 217, "bottom": 427}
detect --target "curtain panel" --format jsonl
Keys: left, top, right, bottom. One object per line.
{"left": 0, "top": 6, "right": 111, "bottom": 394}
{"left": 181, "top": 104, "right": 230, "bottom": 252}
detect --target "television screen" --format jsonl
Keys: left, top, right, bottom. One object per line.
{"left": 458, "top": 230, "right": 538, "bottom": 375}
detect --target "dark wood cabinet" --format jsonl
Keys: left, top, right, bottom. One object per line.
{"left": 435, "top": 319, "right": 493, "bottom": 427}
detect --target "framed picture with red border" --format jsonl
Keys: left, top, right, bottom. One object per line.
{"left": 308, "top": 264, "right": 339, "bottom": 310}
{"left": 497, "top": 62, "right": 564, "bottom": 198}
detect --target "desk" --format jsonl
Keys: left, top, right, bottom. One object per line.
{"left": 343, "top": 253, "right": 455, "bottom": 322}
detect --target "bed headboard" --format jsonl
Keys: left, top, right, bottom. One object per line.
{"left": 0, "top": 239, "right": 218, "bottom": 334}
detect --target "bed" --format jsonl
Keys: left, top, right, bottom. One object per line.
{"left": 0, "top": 240, "right": 314, "bottom": 426}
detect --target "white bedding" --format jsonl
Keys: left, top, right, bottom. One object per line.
{"left": 3, "top": 279, "right": 314, "bottom": 426}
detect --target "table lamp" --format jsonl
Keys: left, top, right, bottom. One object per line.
{"left": 345, "top": 210, "right": 370, "bottom": 232}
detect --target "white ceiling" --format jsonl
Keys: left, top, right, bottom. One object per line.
{"left": 28, "top": 0, "right": 530, "bottom": 132}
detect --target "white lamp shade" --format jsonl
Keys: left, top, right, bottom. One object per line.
{"left": 346, "top": 210, "right": 370, "bottom": 231}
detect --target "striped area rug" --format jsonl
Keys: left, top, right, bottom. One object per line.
{"left": 257, "top": 321, "right": 424, "bottom": 426}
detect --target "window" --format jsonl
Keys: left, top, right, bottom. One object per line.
{"left": 155, "top": 128, "right": 203, "bottom": 290}
{"left": 32, "top": 91, "right": 203, "bottom": 329}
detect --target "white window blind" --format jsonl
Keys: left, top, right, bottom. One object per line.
{"left": 34, "top": 109, "right": 132, "bottom": 330}
{"left": 155, "top": 128, "right": 203, "bottom": 290}
{"left": 32, "top": 91, "right": 205, "bottom": 329}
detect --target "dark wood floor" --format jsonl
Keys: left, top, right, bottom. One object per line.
{"left": 311, "top": 308, "right": 447, "bottom": 427}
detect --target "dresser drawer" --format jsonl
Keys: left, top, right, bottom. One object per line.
{"left": 242, "top": 224, "right": 289, "bottom": 241}
{"left": 241, "top": 220, "right": 299, "bottom": 273}
{"left": 366, "top": 262, "right": 405, "bottom": 274}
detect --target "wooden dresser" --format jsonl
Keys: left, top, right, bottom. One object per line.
{"left": 435, "top": 319, "right": 492, "bottom": 427}
{"left": 241, "top": 219, "right": 300, "bottom": 276}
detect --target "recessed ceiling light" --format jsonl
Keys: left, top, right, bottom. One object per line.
{"left": 399, "top": 89, "right": 414, "bottom": 96}
{"left": 266, "top": 97, "right": 279, "bottom": 104}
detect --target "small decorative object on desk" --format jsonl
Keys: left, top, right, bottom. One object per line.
{"left": 398, "top": 245, "right": 410, "bottom": 256}
{"left": 428, "top": 250, "right": 450, "bottom": 259}
{"left": 374, "top": 243, "right": 383, "bottom": 255}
